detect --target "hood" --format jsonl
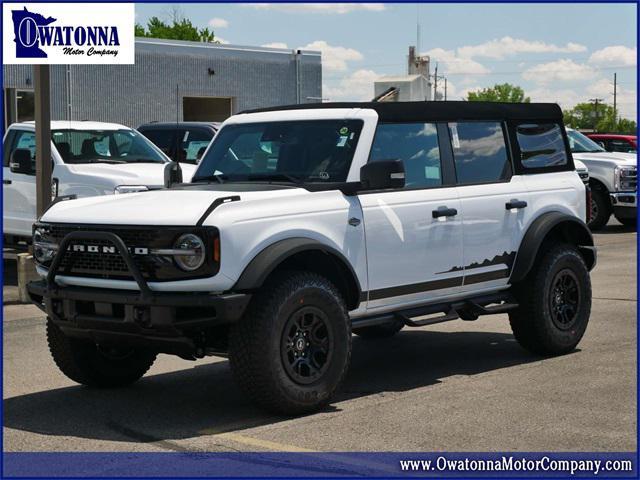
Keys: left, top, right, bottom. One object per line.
{"left": 572, "top": 151, "right": 637, "bottom": 167}
{"left": 41, "top": 185, "right": 305, "bottom": 226}
{"left": 63, "top": 162, "right": 197, "bottom": 186}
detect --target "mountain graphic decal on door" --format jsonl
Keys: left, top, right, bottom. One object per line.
{"left": 436, "top": 251, "right": 516, "bottom": 274}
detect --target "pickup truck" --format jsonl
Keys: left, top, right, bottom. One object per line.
{"left": 3, "top": 121, "right": 196, "bottom": 240}
{"left": 567, "top": 128, "right": 637, "bottom": 229}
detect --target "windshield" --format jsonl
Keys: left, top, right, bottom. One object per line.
{"left": 567, "top": 130, "right": 606, "bottom": 153}
{"left": 52, "top": 129, "right": 168, "bottom": 164}
{"left": 193, "top": 120, "right": 363, "bottom": 183}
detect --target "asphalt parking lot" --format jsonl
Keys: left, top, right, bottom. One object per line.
{"left": 3, "top": 221, "right": 637, "bottom": 453}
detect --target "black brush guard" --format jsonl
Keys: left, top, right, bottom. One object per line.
{"left": 27, "top": 231, "right": 251, "bottom": 358}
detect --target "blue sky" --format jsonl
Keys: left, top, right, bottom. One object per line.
{"left": 135, "top": 3, "right": 638, "bottom": 118}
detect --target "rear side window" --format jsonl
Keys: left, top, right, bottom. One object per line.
{"left": 516, "top": 123, "right": 568, "bottom": 168}
{"left": 370, "top": 123, "right": 442, "bottom": 188}
{"left": 449, "top": 122, "right": 510, "bottom": 184}
{"left": 140, "top": 129, "right": 175, "bottom": 158}
{"left": 180, "top": 129, "right": 213, "bottom": 163}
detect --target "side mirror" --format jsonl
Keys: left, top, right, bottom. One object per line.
{"left": 360, "top": 159, "right": 405, "bottom": 190}
{"left": 9, "top": 149, "right": 34, "bottom": 175}
{"left": 163, "top": 161, "right": 183, "bottom": 188}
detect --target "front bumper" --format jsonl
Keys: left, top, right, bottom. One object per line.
{"left": 27, "top": 280, "right": 251, "bottom": 358}
{"left": 27, "top": 229, "right": 251, "bottom": 359}
{"left": 610, "top": 191, "right": 637, "bottom": 208}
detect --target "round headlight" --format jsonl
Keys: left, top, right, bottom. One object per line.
{"left": 173, "top": 234, "right": 205, "bottom": 271}
{"left": 33, "top": 228, "right": 56, "bottom": 264}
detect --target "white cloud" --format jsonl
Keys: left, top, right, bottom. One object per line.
{"left": 527, "top": 87, "right": 584, "bottom": 108}
{"left": 261, "top": 42, "right": 289, "bottom": 49}
{"left": 245, "top": 3, "right": 385, "bottom": 14}
{"left": 323, "top": 69, "right": 381, "bottom": 101}
{"left": 457, "top": 36, "right": 586, "bottom": 60}
{"left": 301, "top": 40, "right": 363, "bottom": 72}
{"left": 208, "top": 17, "right": 229, "bottom": 28}
{"left": 424, "top": 48, "right": 490, "bottom": 76}
{"left": 522, "top": 59, "right": 596, "bottom": 84}
{"left": 588, "top": 46, "right": 637, "bottom": 66}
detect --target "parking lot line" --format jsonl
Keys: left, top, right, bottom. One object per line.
{"left": 204, "top": 431, "right": 316, "bottom": 452}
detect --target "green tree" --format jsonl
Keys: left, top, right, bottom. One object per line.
{"left": 466, "top": 83, "right": 530, "bottom": 103}
{"left": 563, "top": 102, "right": 636, "bottom": 134}
{"left": 135, "top": 11, "right": 217, "bottom": 43}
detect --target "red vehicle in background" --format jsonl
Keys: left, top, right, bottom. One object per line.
{"left": 586, "top": 133, "right": 637, "bottom": 153}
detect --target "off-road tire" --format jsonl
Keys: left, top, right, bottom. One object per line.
{"left": 615, "top": 216, "right": 637, "bottom": 228}
{"left": 353, "top": 319, "right": 404, "bottom": 339}
{"left": 588, "top": 189, "right": 611, "bottom": 231}
{"left": 229, "top": 271, "right": 351, "bottom": 415}
{"left": 47, "top": 319, "right": 157, "bottom": 387}
{"left": 509, "top": 244, "right": 591, "bottom": 356}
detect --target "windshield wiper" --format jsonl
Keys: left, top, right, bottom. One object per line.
{"left": 90, "top": 158, "right": 127, "bottom": 164}
{"left": 123, "top": 158, "right": 165, "bottom": 163}
{"left": 192, "top": 173, "right": 226, "bottom": 184}
{"left": 246, "top": 173, "right": 302, "bottom": 184}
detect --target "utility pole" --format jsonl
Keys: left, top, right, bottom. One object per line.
{"left": 34, "top": 65, "right": 52, "bottom": 217}
{"left": 589, "top": 98, "right": 604, "bottom": 132}
{"left": 444, "top": 78, "right": 447, "bottom": 101}
{"left": 612, "top": 73, "right": 617, "bottom": 125}
{"left": 433, "top": 64, "right": 438, "bottom": 101}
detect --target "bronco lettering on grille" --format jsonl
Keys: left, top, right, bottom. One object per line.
{"left": 67, "top": 244, "right": 149, "bottom": 255}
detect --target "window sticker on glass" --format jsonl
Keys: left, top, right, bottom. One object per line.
{"left": 183, "top": 131, "right": 189, "bottom": 142}
{"left": 339, "top": 127, "right": 349, "bottom": 135}
{"left": 450, "top": 123, "right": 460, "bottom": 149}
{"left": 336, "top": 136, "right": 348, "bottom": 147}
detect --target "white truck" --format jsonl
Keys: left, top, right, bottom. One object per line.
{"left": 3, "top": 121, "right": 197, "bottom": 240}
{"left": 566, "top": 128, "right": 637, "bottom": 229}
{"left": 27, "top": 102, "right": 596, "bottom": 414}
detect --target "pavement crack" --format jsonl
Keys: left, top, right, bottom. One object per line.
{"left": 594, "top": 297, "right": 637, "bottom": 302}
{"left": 105, "top": 420, "right": 193, "bottom": 453}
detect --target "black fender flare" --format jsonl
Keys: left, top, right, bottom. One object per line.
{"left": 233, "top": 237, "right": 363, "bottom": 308}
{"left": 510, "top": 211, "right": 596, "bottom": 284}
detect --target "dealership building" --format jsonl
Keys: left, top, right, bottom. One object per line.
{"left": 2, "top": 38, "right": 322, "bottom": 129}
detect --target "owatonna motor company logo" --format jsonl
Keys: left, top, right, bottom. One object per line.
{"left": 3, "top": 3, "right": 134, "bottom": 64}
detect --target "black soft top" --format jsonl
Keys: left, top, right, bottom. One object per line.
{"left": 241, "top": 101, "right": 563, "bottom": 123}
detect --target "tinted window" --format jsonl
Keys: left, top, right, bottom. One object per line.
{"left": 139, "top": 129, "right": 175, "bottom": 159}
{"left": 449, "top": 122, "right": 510, "bottom": 184}
{"left": 51, "top": 129, "right": 166, "bottom": 164}
{"left": 195, "top": 120, "right": 362, "bottom": 183}
{"left": 180, "top": 129, "right": 213, "bottom": 163}
{"left": 516, "top": 123, "right": 567, "bottom": 169}
{"left": 608, "top": 139, "right": 635, "bottom": 153}
{"left": 370, "top": 123, "right": 441, "bottom": 188}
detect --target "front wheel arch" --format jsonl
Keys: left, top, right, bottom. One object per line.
{"left": 232, "top": 238, "right": 363, "bottom": 311}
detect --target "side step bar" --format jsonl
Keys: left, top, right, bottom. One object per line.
{"left": 352, "top": 292, "right": 519, "bottom": 330}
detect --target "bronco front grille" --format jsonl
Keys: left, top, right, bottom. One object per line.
{"left": 37, "top": 224, "right": 219, "bottom": 282}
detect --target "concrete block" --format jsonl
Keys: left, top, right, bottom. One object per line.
{"left": 17, "top": 253, "right": 39, "bottom": 304}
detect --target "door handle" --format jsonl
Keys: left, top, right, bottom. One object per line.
{"left": 3, "top": 180, "right": 11, "bottom": 185}
{"left": 432, "top": 207, "right": 458, "bottom": 218}
{"left": 506, "top": 200, "right": 527, "bottom": 210}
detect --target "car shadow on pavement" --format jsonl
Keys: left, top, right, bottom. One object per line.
{"left": 595, "top": 223, "right": 636, "bottom": 235}
{"left": 4, "top": 329, "right": 542, "bottom": 446}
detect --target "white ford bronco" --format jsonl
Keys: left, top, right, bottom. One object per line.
{"left": 3, "top": 121, "right": 197, "bottom": 240}
{"left": 28, "top": 102, "right": 596, "bottom": 414}
{"left": 566, "top": 128, "right": 637, "bottom": 230}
